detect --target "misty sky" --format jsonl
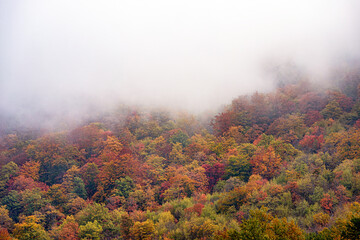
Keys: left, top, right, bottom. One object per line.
{"left": 1, "top": 0, "right": 360, "bottom": 125}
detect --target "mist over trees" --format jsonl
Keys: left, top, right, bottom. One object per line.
{"left": 1, "top": 1, "right": 360, "bottom": 239}
{"left": 0, "top": 63, "right": 360, "bottom": 239}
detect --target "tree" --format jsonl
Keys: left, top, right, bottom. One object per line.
{"left": 169, "top": 142, "right": 189, "bottom": 165}
{"left": 13, "top": 215, "right": 50, "bottom": 240}
{"left": 216, "top": 186, "right": 248, "bottom": 213}
{"left": 69, "top": 123, "right": 108, "bottom": 159}
{"left": 238, "top": 208, "right": 304, "bottom": 240}
{"left": 26, "top": 133, "right": 83, "bottom": 185}
{"left": 0, "top": 161, "right": 18, "bottom": 183}
{"left": 336, "top": 130, "right": 360, "bottom": 160}
{"left": 169, "top": 129, "right": 189, "bottom": 147}
{"left": 52, "top": 215, "right": 80, "bottom": 240}
{"left": 130, "top": 220, "right": 155, "bottom": 240}
{"left": 320, "top": 193, "right": 336, "bottom": 214}
{"left": 298, "top": 92, "right": 325, "bottom": 113}
{"left": 202, "top": 162, "right": 225, "bottom": 191}
{"left": 267, "top": 114, "right": 306, "bottom": 143}
{"left": 79, "top": 220, "right": 103, "bottom": 240}
{"left": 225, "top": 154, "right": 252, "bottom": 181}
{"left": 47, "top": 184, "right": 68, "bottom": 210}
{"left": 212, "top": 111, "right": 235, "bottom": 136}
{"left": 155, "top": 211, "right": 175, "bottom": 238}
{"left": 0, "top": 227, "right": 11, "bottom": 240}
{"left": 313, "top": 212, "right": 330, "bottom": 228}
{"left": 299, "top": 134, "right": 324, "bottom": 153}
{"left": 112, "top": 176, "right": 135, "bottom": 199}
{"left": 341, "top": 217, "right": 360, "bottom": 240}
{"left": 80, "top": 163, "right": 99, "bottom": 198}
{"left": 1, "top": 190, "right": 23, "bottom": 221}
{"left": 20, "top": 188, "right": 48, "bottom": 216}
{"left": 0, "top": 205, "right": 13, "bottom": 230}
{"left": 250, "top": 146, "right": 282, "bottom": 180}
{"left": 19, "top": 160, "right": 40, "bottom": 181}
{"left": 321, "top": 100, "right": 343, "bottom": 119}
{"left": 224, "top": 126, "right": 249, "bottom": 144}
{"left": 305, "top": 111, "right": 323, "bottom": 126}
{"left": 95, "top": 153, "right": 134, "bottom": 200}
{"left": 162, "top": 174, "right": 196, "bottom": 201}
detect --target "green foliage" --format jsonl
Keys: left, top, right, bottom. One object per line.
{"left": 79, "top": 220, "right": 103, "bottom": 240}
{"left": 216, "top": 187, "right": 247, "bottom": 213}
{"left": 112, "top": 176, "right": 135, "bottom": 199}
{"left": 169, "top": 130, "right": 190, "bottom": 147}
{"left": 225, "top": 155, "right": 252, "bottom": 181}
{"left": 1, "top": 190, "right": 23, "bottom": 221}
{"left": 237, "top": 208, "right": 304, "bottom": 240}
{"left": 76, "top": 203, "right": 123, "bottom": 239}
{"left": 0, "top": 161, "right": 19, "bottom": 182}
{"left": 321, "top": 100, "right": 343, "bottom": 119}
{"left": 20, "top": 188, "right": 49, "bottom": 216}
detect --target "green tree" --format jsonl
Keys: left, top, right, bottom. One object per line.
{"left": 79, "top": 220, "right": 103, "bottom": 240}
{"left": 225, "top": 154, "right": 252, "bottom": 181}
{"left": 0, "top": 162, "right": 19, "bottom": 198}
{"left": 1, "top": 190, "right": 23, "bottom": 221}
{"left": 321, "top": 100, "right": 342, "bottom": 119}
{"left": 113, "top": 176, "right": 135, "bottom": 199}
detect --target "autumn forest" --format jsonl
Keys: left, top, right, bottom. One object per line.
{"left": 0, "top": 64, "right": 359, "bottom": 240}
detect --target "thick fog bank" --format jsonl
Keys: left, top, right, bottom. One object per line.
{"left": 1, "top": 0, "right": 359, "bottom": 130}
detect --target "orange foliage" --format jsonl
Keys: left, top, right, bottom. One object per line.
{"left": 250, "top": 146, "right": 282, "bottom": 179}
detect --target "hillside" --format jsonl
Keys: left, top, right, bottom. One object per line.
{"left": 0, "top": 67, "right": 360, "bottom": 239}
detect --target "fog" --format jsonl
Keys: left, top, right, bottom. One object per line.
{"left": 1, "top": 0, "right": 360, "bottom": 128}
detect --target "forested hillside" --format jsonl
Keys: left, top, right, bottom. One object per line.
{"left": 1, "top": 67, "right": 360, "bottom": 239}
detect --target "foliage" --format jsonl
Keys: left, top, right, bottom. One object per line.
{"left": 1, "top": 75, "right": 360, "bottom": 239}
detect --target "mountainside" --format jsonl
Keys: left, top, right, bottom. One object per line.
{"left": 1, "top": 67, "right": 360, "bottom": 239}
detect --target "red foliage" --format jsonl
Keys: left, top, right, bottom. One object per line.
{"left": 235, "top": 211, "right": 245, "bottom": 223}
{"left": 298, "top": 92, "right": 326, "bottom": 113}
{"left": 320, "top": 193, "right": 336, "bottom": 214}
{"left": 106, "top": 196, "right": 124, "bottom": 211}
{"left": 69, "top": 124, "right": 109, "bottom": 158}
{"left": 58, "top": 220, "right": 80, "bottom": 240}
{"left": 304, "top": 111, "right": 323, "bottom": 126}
{"left": 212, "top": 111, "right": 234, "bottom": 136}
{"left": 185, "top": 203, "right": 204, "bottom": 216}
{"left": 355, "top": 119, "right": 360, "bottom": 129}
{"left": 8, "top": 175, "right": 49, "bottom": 192}
{"left": 0, "top": 228, "right": 11, "bottom": 240}
{"left": 246, "top": 125, "right": 265, "bottom": 143}
{"left": 202, "top": 163, "right": 225, "bottom": 191}
{"left": 335, "top": 185, "right": 350, "bottom": 204}
{"left": 256, "top": 190, "right": 268, "bottom": 201}
{"left": 299, "top": 134, "right": 324, "bottom": 152}
{"left": 328, "top": 90, "right": 354, "bottom": 112}
{"left": 284, "top": 181, "right": 298, "bottom": 194}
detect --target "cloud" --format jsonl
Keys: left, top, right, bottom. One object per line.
{"left": 0, "top": 0, "right": 359, "bottom": 128}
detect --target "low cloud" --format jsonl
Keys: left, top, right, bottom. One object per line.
{"left": 0, "top": 0, "right": 359, "bottom": 128}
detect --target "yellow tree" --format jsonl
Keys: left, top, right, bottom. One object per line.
{"left": 13, "top": 216, "right": 50, "bottom": 240}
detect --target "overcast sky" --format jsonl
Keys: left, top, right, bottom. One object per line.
{"left": 1, "top": 0, "right": 360, "bottom": 126}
